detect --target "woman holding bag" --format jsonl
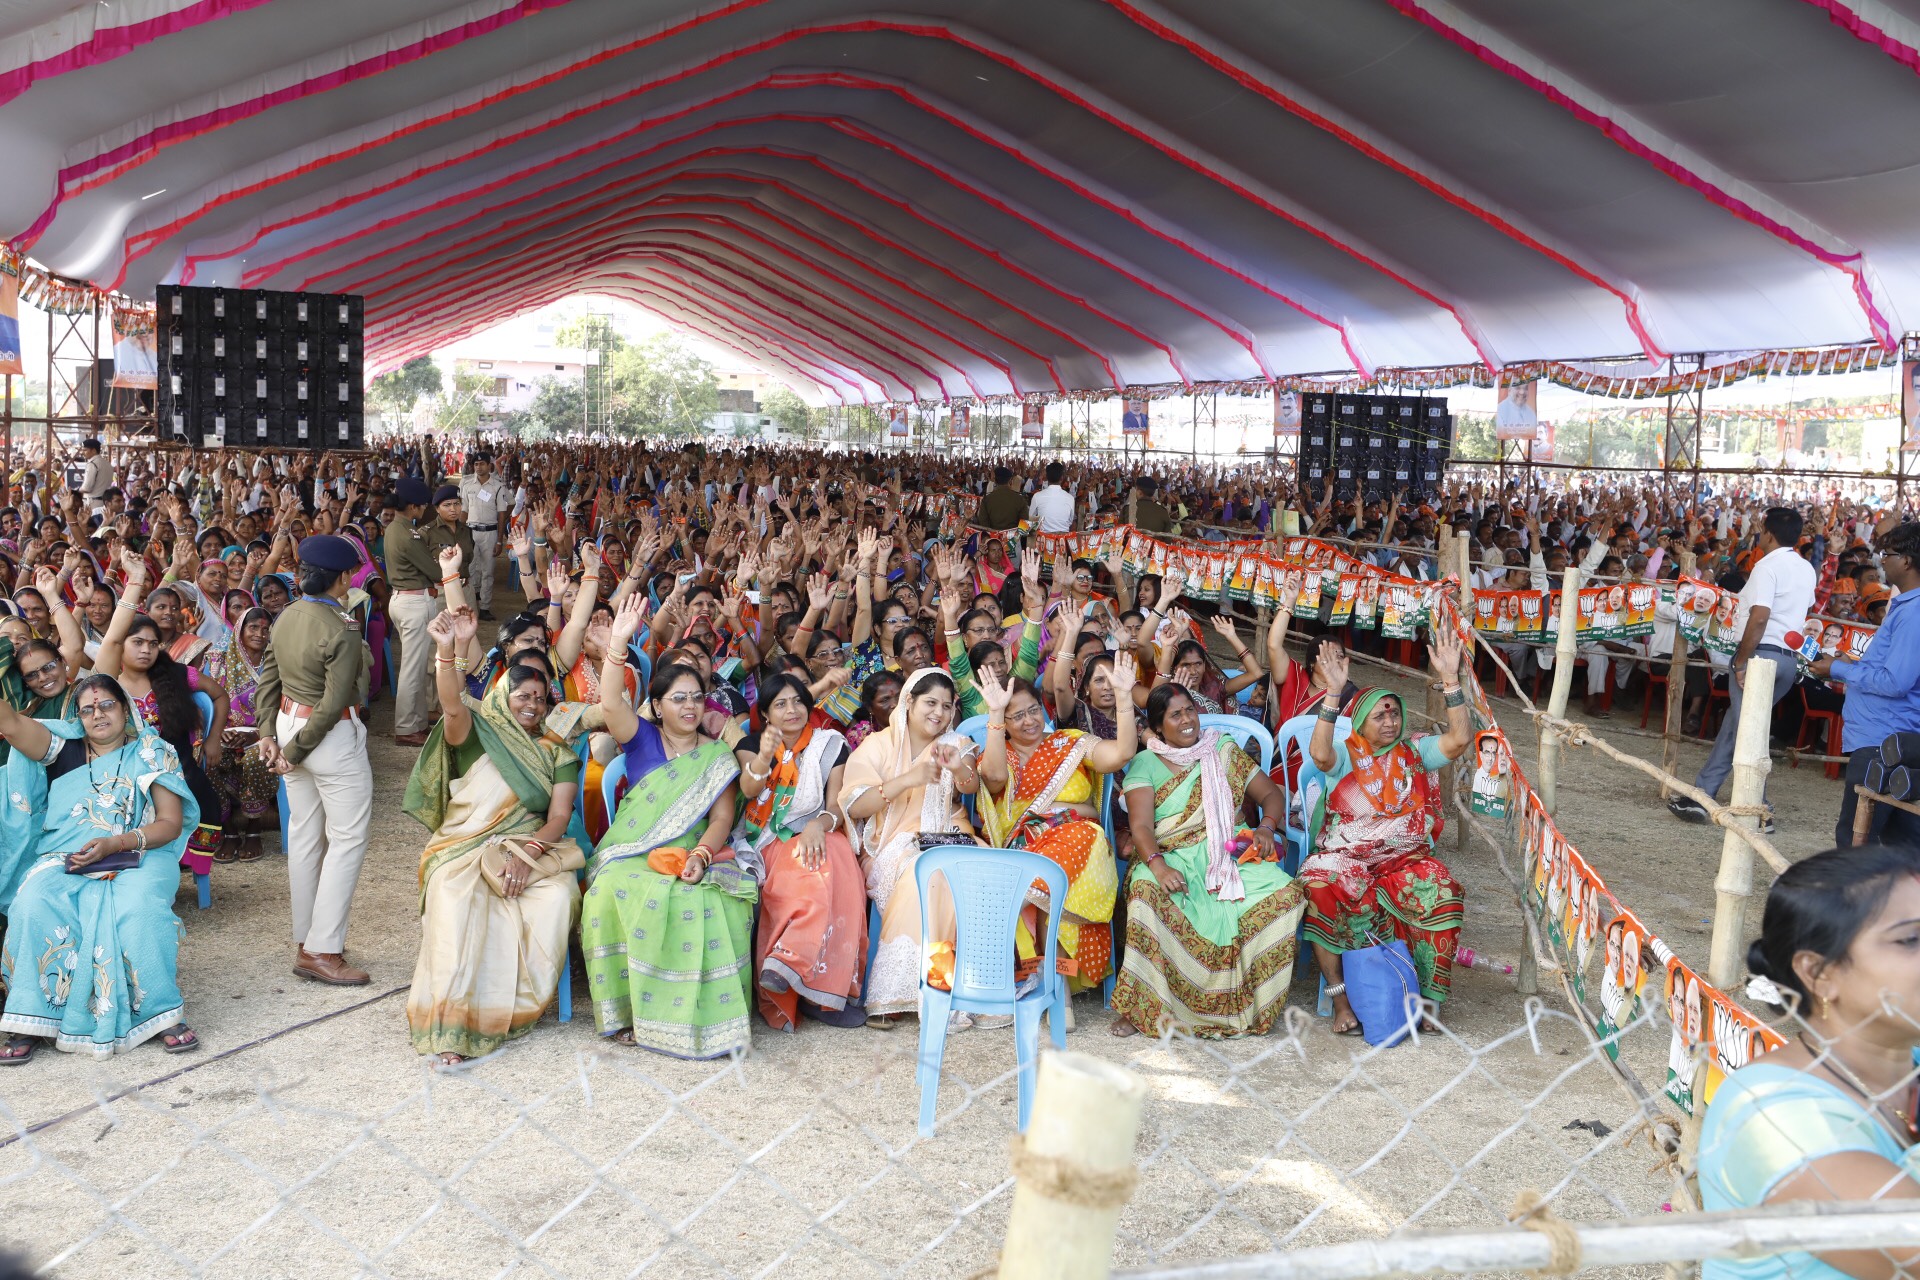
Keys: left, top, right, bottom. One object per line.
{"left": 402, "top": 611, "right": 584, "bottom": 1067}
{"left": 1300, "top": 630, "right": 1472, "bottom": 1036}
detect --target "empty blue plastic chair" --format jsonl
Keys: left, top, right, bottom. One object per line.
{"left": 1199, "top": 713, "right": 1275, "bottom": 773}
{"left": 914, "top": 845, "right": 1068, "bottom": 1137}
{"left": 190, "top": 691, "right": 216, "bottom": 909}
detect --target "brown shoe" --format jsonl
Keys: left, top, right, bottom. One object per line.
{"left": 392, "top": 731, "right": 429, "bottom": 747}
{"left": 294, "top": 949, "right": 370, "bottom": 986}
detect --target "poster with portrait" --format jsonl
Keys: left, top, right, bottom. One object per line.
{"left": 1904, "top": 357, "right": 1920, "bottom": 451}
{"left": 1595, "top": 912, "right": 1650, "bottom": 1061}
{"left": 1664, "top": 957, "right": 1707, "bottom": 1112}
{"left": 1379, "top": 580, "right": 1428, "bottom": 640}
{"left": 1252, "top": 556, "right": 1280, "bottom": 610}
{"left": 1274, "top": 391, "right": 1301, "bottom": 438}
{"left": 110, "top": 305, "right": 158, "bottom": 391}
{"left": 1623, "top": 583, "right": 1659, "bottom": 639}
{"left": 1468, "top": 729, "right": 1513, "bottom": 820}
{"left": 1703, "top": 990, "right": 1786, "bottom": 1108}
{"left": 1515, "top": 590, "right": 1546, "bottom": 644}
{"left": 949, "top": 403, "right": 970, "bottom": 439}
{"left": 1564, "top": 852, "right": 1606, "bottom": 1003}
{"left": 887, "top": 406, "right": 909, "bottom": 438}
{"left": 1495, "top": 378, "right": 1539, "bottom": 441}
{"left": 1530, "top": 421, "right": 1556, "bottom": 464}
{"left": 1291, "top": 564, "right": 1324, "bottom": 617}
{"left": 1327, "top": 572, "right": 1360, "bottom": 627}
{"left": 1227, "top": 550, "right": 1257, "bottom": 603}
{"left": 1351, "top": 573, "right": 1380, "bottom": 630}
{"left": 1021, "top": 400, "right": 1046, "bottom": 441}
{"left": 1123, "top": 397, "right": 1151, "bottom": 437}
{"left": 0, "top": 261, "right": 20, "bottom": 377}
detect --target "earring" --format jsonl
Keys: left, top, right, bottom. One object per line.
{"left": 1818, "top": 994, "right": 1831, "bottom": 1019}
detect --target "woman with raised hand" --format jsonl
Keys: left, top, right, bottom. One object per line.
{"left": 1299, "top": 629, "right": 1472, "bottom": 1034}
{"left": 1699, "top": 845, "right": 1920, "bottom": 1280}
{"left": 581, "top": 593, "right": 747, "bottom": 1058}
{"left": 841, "top": 666, "right": 980, "bottom": 1029}
{"left": 0, "top": 674, "right": 200, "bottom": 1064}
{"left": 975, "top": 656, "right": 1137, "bottom": 1001}
{"left": 401, "top": 611, "right": 583, "bottom": 1068}
{"left": 733, "top": 671, "right": 864, "bottom": 1032}
{"left": 1109, "top": 681, "right": 1303, "bottom": 1039}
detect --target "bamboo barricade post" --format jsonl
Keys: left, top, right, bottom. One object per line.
{"left": 998, "top": 1051, "right": 1146, "bottom": 1280}
{"left": 1661, "top": 550, "right": 1697, "bottom": 796}
{"left": 1538, "top": 569, "right": 1582, "bottom": 815}
{"left": 1707, "top": 656, "right": 1776, "bottom": 989}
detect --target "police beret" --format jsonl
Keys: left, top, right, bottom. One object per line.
{"left": 395, "top": 477, "right": 432, "bottom": 506}
{"left": 433, "top": 484, "right": 461, "bottom": 506}
{"left": 297, "top": 534, "right": 360, "bottom": 574}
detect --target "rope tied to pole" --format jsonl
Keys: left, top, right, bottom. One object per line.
{"left": 1510, "top": 1189, "right": 1583, "bottom": 1275}
{"left": 1006, "top": 1134, "right": 1139, "bottom": 1209}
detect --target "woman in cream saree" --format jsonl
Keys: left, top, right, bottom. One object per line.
{"left": 402, "top": 615, "right": 582, "bottom": 1065}
{"left": 841, "top": 667, "right": 980, "bottom": 1026}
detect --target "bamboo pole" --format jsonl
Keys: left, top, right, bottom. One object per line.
{"left": 998, "top": 1052, "right": 1147, "bottom": 1280}
{"left": 1707, "top": 657, "right": 1775, "bottom": 989}
{"left": 1114, "top": 1203, "right": 1920, "bottom": 1280}
{"left": 1537, "top": 568, "right": 1581, "bottom": 815}
{"left": 1660, "top": 551, "right": 1696, "bottom": 795}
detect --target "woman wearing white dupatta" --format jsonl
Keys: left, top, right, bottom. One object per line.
{"left": 1109, "top": 683, "right": 1304, "bottom": 1039}
{"left": 840, "top": 668, "right": 980, "bottom": 1027}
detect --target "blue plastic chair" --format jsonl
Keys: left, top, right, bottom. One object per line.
{"left": 557, "top": 954, "right": 573, "bottom": 1023}
{"left": 1273, "top": 713, "right": 1349, "bottom": 874}
{"left": 1098, "top": 771, "right": 1119, "bottom": 1009}
{"left": 914, "top": 845, "right": 1068, "bottom": 1137}
{"left": 1218, "top": 666, "right": 1258, "bottom": 707}
{"left": 190, "top": 691, "right": 216, "bottom": 909}
{"left": 955, "top": 713, "right": 990, "bottom": 753}
{"left": 600, "top": 753, "right": 627, "bottom": 825}
{"left": 627, "top": 642, "right": 653, "bottom": 692}
{"left": 1199, "top": 713, "right": 1275, "bottom": 773}
{"left": 276, "top": 778, "right": 290, "bottom": 854}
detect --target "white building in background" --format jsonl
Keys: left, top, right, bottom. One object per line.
{"left": 708, "top": 367, "right": 785, "bottom": 436}
{"left": 452, "top": 352, "right": 588, "bottom": 413}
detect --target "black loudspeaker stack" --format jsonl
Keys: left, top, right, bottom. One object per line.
{"left": 1295, "top": 393, "right": 1451, "bottom": 507}
{"left": 154, "top": 286, "right": 364, "bottom": 451}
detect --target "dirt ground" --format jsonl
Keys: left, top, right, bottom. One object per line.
{"left": 0, "top": 602, "right": 1836, "bottom": 1279}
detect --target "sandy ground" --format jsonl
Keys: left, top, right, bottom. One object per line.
{"left": 0, "top": 604, "right": 1837, "bottom": 1279}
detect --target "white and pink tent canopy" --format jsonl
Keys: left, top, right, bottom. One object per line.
{"left": 2, "top": 0, "right": 1917, "bottom": 400}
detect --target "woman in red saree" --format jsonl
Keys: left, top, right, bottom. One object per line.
{"left": 732, "top": 671, "right": 865, "bottom": 1031}
{"left": 976, "top": 535, "right": 1016, "bottom": 598}
{"left": 974, "top": 661, "right": 1139, "bottom": 992}
{"left": 1300, "top": 634, "right": 1472, "bottom": 1035}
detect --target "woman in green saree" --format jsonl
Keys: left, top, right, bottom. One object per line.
{"left": 582, "top": 595, "right": 747, "bottom": 1059}
{"left": 1109, "top": 683, "right": 1305, "bottom": 1040}
{"left": 402, "top": 612, "right": 584, "bottom": 1066}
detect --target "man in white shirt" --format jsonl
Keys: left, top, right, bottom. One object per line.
{"left": 1029, "top": 460, "right": 1076, "bottom": 533}
{"left": 1669, "top": 507, "right": 1814, "bottom": 831}
{"left": 79, "top": 438, "right": 111, "bottom": 514}
{"left": 458, "top": 453, "right": 506, "bottom": 619}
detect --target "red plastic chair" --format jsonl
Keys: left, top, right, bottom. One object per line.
{"left": 1640, "top": 673, "right": 1668, "bottom": 729}
{"left": 1792, "top": 687, "right": 1844, "bottom": 781}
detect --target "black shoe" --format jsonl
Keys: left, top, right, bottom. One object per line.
{"left": 1668, "top": 797, "right": 1709, "bottom": 824}
{"left": 1759, "top": 815, "right": 1777, "bottom": 836}
{"left": 477, "top": 609, "right": 494, "bottom": 621}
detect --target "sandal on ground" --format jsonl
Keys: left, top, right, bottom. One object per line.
{"left": 611, "top": 1029, "right": 638, "bottom": 1046}
{"left": 1108, "top": 1019, "right": 1140, "bottom": 1038}
{"left": 236, "top": 834, "right": 265, "bottom": 862}
{"left": 0, "top": 1034, "right": 38, "bottom": 1065}
{"left": 161, "top": 1025, "right": 200, "bottom": 1054}
{"left": 865, "top": 1013, "right": 902, "bottom": 1031}
{"left": 434, "top": 1052, "right": 465, "bottom": 1069}
{"left": 210, "top": 836, "right": 242, "bottom": 864}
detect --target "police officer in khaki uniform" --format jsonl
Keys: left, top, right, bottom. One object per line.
{"left": 458, "top": 453, "right": 505, "bottom": 619}
{"left": 257, "top": 535, "right": 374, "bottom": 986}
{"left": 425, "top": 483, "right": 475, "bottom": 602}
{"left": 384, "top": 477, "right": 442, "bottom": 747}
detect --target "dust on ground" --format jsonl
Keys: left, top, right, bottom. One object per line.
{"left": 1, "top": 608, "right": 1829, "bottom": 1278}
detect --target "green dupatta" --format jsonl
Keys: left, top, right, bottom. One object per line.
{"left": 587, "top": 738, "right": 740, "bottom": 890}
{"left": 402, "top": 681, "right": 569, "bottom": 836}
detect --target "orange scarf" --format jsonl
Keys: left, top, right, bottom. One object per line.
{"left": 743, "top": 721, "right": 814, "bottom": 835}
{"left": 1343, "top": 733, "right": 1425, "bottom": 822}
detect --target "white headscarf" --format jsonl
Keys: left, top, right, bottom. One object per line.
{"left": 1146, "top": 727, "right": 1244, "bottom": 902}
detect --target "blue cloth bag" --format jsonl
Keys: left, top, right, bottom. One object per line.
{"left": 1344, "top": 938, "right": 1421, "bottom": 1047}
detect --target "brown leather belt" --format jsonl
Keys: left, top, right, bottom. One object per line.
{"left": 281, "top": 696, "right": 354, "bottom": 723}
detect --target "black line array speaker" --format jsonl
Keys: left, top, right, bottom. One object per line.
{"left": 1295, "top": 393, "right": 1451, "bottom": 507}
{"left": 154, "top": 286, "right": 364, "bottom": 450}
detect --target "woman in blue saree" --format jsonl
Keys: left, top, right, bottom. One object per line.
{"left": 0, "top": 674, "right": 201, "bottom": 1063}
{"left": 581, "top": 596, "right": 747, "bottom": 1058}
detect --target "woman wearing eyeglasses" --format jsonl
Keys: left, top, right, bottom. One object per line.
{"left": 0, "top": 674, "right": 200, "bottom": 1064}
{"left": 579, "top": 596, "right": 747, "bottom": 1058}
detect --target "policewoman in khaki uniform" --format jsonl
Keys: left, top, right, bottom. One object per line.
{"left": 384, "top": 477, "right": 442, "bottom": 747}
{"left": 257, "top": 535, "right": 375, "bottom": 986}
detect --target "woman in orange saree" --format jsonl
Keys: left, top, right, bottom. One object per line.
{"left": 975, "top": 660, "right": 1139, "bottom": 992}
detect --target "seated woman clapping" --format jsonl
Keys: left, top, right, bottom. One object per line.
{"left": 401, "top": 611, "right": 584, "bottom": 1067}
{"left": 974, "top": 659, "right": 1137, "bottom": 996}
{"left": 733, "top": 672, "right": 864, "bottom": 1031}
{"left": 0, "top": 675, "right": 200, "bottom": 1064}
{"left": 1299, "top": 632, "right": 1471, "bottom": 1035}
{"left": 1109, "top": 682, "right": 1305, "bottom": 1039}
{"left": 582, "top": 596, "right": 748, "bottom": 1058}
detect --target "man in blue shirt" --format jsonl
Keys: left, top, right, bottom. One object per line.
{"left": 1809, "top": 521, "right": 1920, "bottom": 848}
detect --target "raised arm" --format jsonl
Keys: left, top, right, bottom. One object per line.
{"left": 36, "top": 566, "right": 87, "bottom": 677}
{"left": 429, "top": 612, "right": 472, "bottom": 746}
{"left": 600, "top": 593, "right": 648, "bottom": 745}
{"left": 94, "top": 552, "right": 150, "bottom": 679}
{"left": 1084, "top": 651, "right": 1140, "bottom": 773}
{"left": 553, "top": 541, "right": 603, "bottom": 672}
{"left": 1427, "top": 627, "right": 1472, "bottom": 760}
{"left": 1209, "top": 613, "right": 1264, "bottom": 694}
{"left": 1306, "top": 640, "right": 1348, "bottom": 772}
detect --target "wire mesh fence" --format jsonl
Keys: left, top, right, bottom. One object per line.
{"left": 2, "top": 982, "right": 1720, "bottom": 1280}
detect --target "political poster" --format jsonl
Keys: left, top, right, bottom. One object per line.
{"left": 1468, "top": 729, "right": 1513, "bottom": 820}
{"left": 1273, "top": 391, "right": 1301, "bottom": 437}
{"left": 0, "top": 260, "right": 20, "bottom": 378}
{"left": 949, "top": 404, "right": 970, "bottom": 439}
{"left": 1021, "top": 400, "right": 1045, "bottom": 441}
{"left": 1495, "top": 378, "right": 1539, "bottom": 441}
{"left": 1123, "top": 397, "right": 1151, "bottom": 436}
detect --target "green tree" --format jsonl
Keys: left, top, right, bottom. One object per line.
{"left": 429, "top": 366, "right": 492, "bottom": 433}
{"left": 762, "top": 386, "right": 814, "bottom": 439}
{"left": 555, "top": 314, "right": 627, "bottom": 355}
{"left": 524, "top": 376, "right": 585, "bottom": 437}
{"left": 609, "top": 333, "right": 719, "bottom": 436}
{"left": 368, "top": 356, "right": 441, "bottom": 427}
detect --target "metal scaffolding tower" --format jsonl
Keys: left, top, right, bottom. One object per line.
{"left": 581, "top": 311, "right": 616, "bottom": 435}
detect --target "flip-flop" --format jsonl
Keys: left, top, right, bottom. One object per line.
{"left": 236, "top": 834, "right": 265, "bottom": 862}
{"left": 0, "top": 1035, "right": 37, "bottom": 1065}
{"left": 161, "top": 1025, "right": 200, "bottom": 1054}
{"left": 210, "top": 838, "right": 241, "bottom": 864}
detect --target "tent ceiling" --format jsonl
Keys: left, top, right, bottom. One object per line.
{"left": 1, "top": 0, "right": 1915, "bottom": 399}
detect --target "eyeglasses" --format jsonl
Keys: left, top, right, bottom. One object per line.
{"left": 1008, "top": 704, "right": 1046, "bottom": 722}
{"left": 76, "top": 701, "right": 120, "bottom": 719}
{"left": 22, "top": 659, "right": 61, "bottom": 681}
{"left": 660, "top": 691, "right": 705, "bottom": 706}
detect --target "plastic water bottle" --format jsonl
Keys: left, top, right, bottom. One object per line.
{"left": 1454, "top": 946, "right": 1515, "bottom": 977}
